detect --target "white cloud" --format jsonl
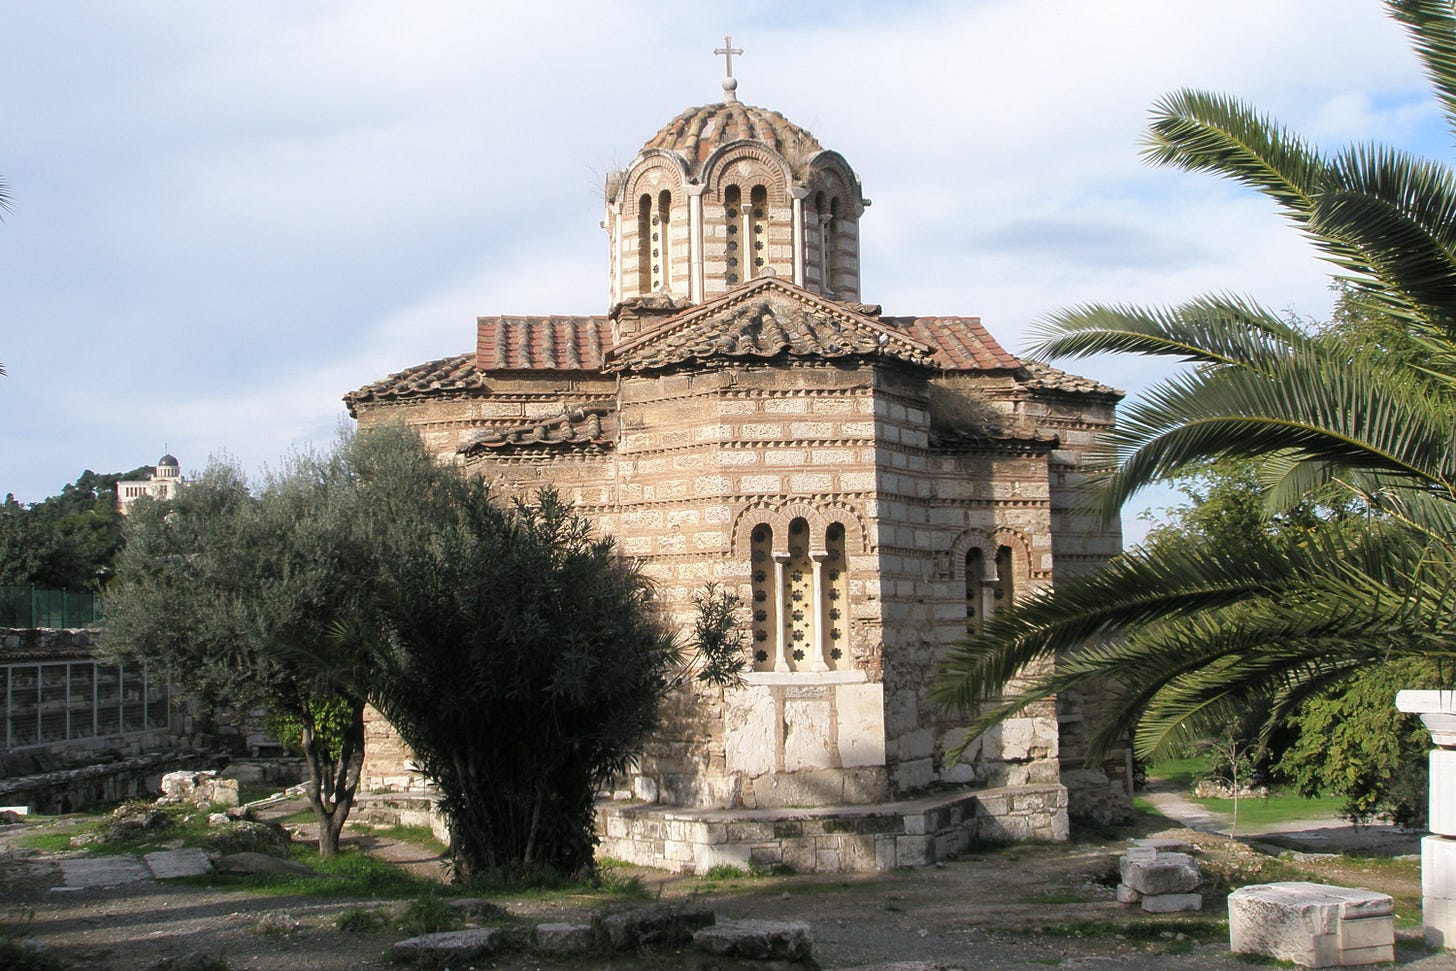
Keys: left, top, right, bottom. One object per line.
{"left": 0, "top": 0, "right": 1441, "bottom": 545}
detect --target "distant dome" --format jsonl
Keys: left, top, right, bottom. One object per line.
{"left": 157, "top": 453, "right": 179, "bottom": 468}
{"left": 643, "top": 102, "right": 823, "bottom": 171}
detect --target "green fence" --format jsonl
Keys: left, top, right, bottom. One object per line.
{"left": 0, "top": 585, "right": 101, "bottom": 629}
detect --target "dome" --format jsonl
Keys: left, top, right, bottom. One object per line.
{"left": 157, "top": 453, "right": 179, "bottom": 468}
{"left": 642, "top": 102, "right": 823, "bottom": 171}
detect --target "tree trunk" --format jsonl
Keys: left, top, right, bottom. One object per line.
{"left": 326, "top": 698, "right": 367, "bottom": 855}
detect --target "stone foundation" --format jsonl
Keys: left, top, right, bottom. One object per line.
{"left": 596, "top": 783, "right": 1067, "bottom": 874}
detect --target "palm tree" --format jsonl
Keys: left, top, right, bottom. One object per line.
{"left": 933, "top": 0, "right": 1456, "bottom": 762}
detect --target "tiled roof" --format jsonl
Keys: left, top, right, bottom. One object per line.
{"left": 1018, "top": 360, "right": 1124, "bottom": 399}
{"left": 608, "top": 278, "right": 937, "bottom": 373}
{"left": 476, "top": 316, "right": 612, "bottom": 371}
{"left": 643, "top": 102, "right": 822, "bottom": 171}
{"left": 343, "top": 354, "right": 482, "bottom": 414}
{"left": 458, "top": 406, "right": 616, "bottom": 453}
{"left": 881, "top": 317, "right": 1021, "bottom": 371}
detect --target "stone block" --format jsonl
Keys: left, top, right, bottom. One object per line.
{"left": 1140, "top": 893, "right": 1202, "bottom": 913}
{"left": 1431, "top": 750, "right": 1456, "bottom": 837}
{"left": 144, "top": 848, "right": 212, "bottom": 879}
{"left": 1116, "top": 883, "right": 1142, "bottom": 904}
{"left": 393, "top": 928, "right": 503, "bottom": 964}
{"left": 1120, "top": 852, "right": 1200, "bottom": 895}
{"left": 1423, "top": 835, "right": 1456, "bottom": 902}
{"left": 693, "top": 919, "right": 812, "bottom": 962}
{"left": 594, "top": 902, "right": 715, "bottom": 950}
{"left": 535, "top": 922, "right": 595, "bottom": 953}
{"left": 896, "top": 834, "right": 930, "bottom": 867}
{"left": 1229, "top": 882, "right": 1394, "bottom": 968}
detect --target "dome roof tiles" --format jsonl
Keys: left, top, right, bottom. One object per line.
{"left": 643, "top": 102, "right": 823, "bottom": 169}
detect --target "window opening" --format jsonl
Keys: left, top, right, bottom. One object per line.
{"left": 964, "top": 547, "right": 984, "bottom": 631}
{"left": 750, "top": 185, "right": 768, "bottom": 276}
{"left": 724, "top": 185, "right": 742, "bottom": 285}
{"left": 994, "top": 545, "right": 1015, "bottom": 610}
{"left": 637, "top": 194, "right": 653, "bottom": 293}
{"left": 654, "top": 190, "right": 671, "bottom": 291}
{"left": 822, "top": 523, "right": 848, "bottom": 670}
{"left": 750, "top": 524, "right": 775, "bottom": 669}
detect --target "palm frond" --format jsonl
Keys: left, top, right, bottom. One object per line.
{"left": 1097, "top": 349, "right": 1456, "bottom": 511}
{"left": 1025, "top": 294, "right": 1304, "bottom": 367}
{"left": 1142, "top": 90, "right": 1372, "bottom": 279}
{"left": 1318, "top": 144, "right": 1456, "bottom": 330}
{"left": 1387, "top": 0, "right": 1456, "bottom": 143}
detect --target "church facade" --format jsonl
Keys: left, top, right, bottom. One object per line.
{"left": 346, "top": 77, "right": 1129, "bottom": 870}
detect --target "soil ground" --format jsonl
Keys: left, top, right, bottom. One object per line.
{"left": 3, "top": 799, "right": 1455, "bottom": 971}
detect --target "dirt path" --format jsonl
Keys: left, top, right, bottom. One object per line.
{"left": 3, "top": 812, "right": 1454, "bottom": 971}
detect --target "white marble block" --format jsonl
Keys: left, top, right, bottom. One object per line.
{"left": 1229, "top": 882, "right": 1394, "bottom": 968}
{"left": 1120, "top": 852, "right": 1200, "bottom": 895}
{"left": 1432, "top": 750, "right": 1456, "bottom": 837}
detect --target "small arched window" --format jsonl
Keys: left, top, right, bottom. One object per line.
{"left": 823, "top": 522, "right": 848, "bottom": 669}
{"left": 964, "top": 548, "right": 984, "bottom": 631}
{"left": 637, "top": 194, "right": 653, "bottom": 293}
{"left": 750, "top": 524, "right": 775, "bottom": 670}
{"left": 654, "top": 190, "right": 672, "bottom": 291}
{"left": 994, "top": 545, "right": 1015, "bottom": 608}
{"left": 750, "top": 185, "right": 768, "bottom": 277}
{"left": 724, "top": 185, "right": 743, "bottom": 286}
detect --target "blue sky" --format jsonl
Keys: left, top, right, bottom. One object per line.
{"left": 0, "top": 0, "right": 1443, "bottom": 544}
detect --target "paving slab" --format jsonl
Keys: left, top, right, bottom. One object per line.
{"left": 144, "top": 848, "right": 212, "bottom": 879}
{"left": 57, "top": 855, "right": 151, "bottom": 888}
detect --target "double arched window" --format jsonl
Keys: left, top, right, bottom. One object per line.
{"left": 637, "top": 190, "right": 673, "bottom": 293}
{"left": 964, "top": 545, "right": 1016, "bottom": 631}
{"left": 724, "top": 184, "right": 768, "bottom": 286}
{"left": 748, "top": 518, "right": 850, "bottom": 672}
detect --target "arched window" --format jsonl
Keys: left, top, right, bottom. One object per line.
{"left": 994, "top": 545, "right": 1015, "bottom": 609}
{"left": 654, "top": 190, "right": 672, "bottom": 291}
{"left": 637, "top": 194, "right": 653, "bottom": 293}
{"left": 750, "top": 524, "right": 775, "bottom": 670}
{"left": 750, "top": 185, "right": 768, "bottom": 277}
{"left": 823, "top": 522, "right": 848, "bottom": 669}
{"left": 724, "top": 185, "right": 743, "bottom": 286}
{"left": 964, "top": 548, "right": 984, "bottom": 631}
{"left": 826, "top": 196, "right": 842, "bottom": 295}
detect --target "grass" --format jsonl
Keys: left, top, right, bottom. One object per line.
{"left": 1029, "top": 916, "right": 1228, "bottom": 955}
{"left": 16, "top": 832, "right": 74, "bottom": 852}
{"left": 1143, "top": 754, "right": 1213, "bottom": 791}
{"left": 1143, "top": 755, "right": 1349, "bottom": 829}
{"left": 1018, "top": 892, "right": 1092, "bottom": 905}
{"left": 1187, "top": 793, "right": 1347, "bottom": 828}
{"left": 174, "top": 845, "right": 442, "bottom": 898}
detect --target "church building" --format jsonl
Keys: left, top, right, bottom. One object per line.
{"left": 346, "top": 57, "right": 1129, "bottom": 872}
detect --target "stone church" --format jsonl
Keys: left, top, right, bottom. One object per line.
{"left": 346, "top": 64, "right": 1129, "bottom": 873}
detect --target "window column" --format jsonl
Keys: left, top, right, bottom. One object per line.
{"left": 772, "top": 551, "right": 793, "bottom": 672}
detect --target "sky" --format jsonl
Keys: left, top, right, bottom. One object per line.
{"left": 0, "top": 0, "right": 1446, "bottom": 545}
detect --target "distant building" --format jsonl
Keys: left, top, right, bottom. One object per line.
{"left": 116, "top": 453, "right": 184, "bottom": 515}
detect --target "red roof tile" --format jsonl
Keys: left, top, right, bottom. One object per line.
{"left": 1018, "top": 360, "right": 1123, "bottom": 398}
{"left": 476, "top": 316, "right": 612, "bottom": 371}
{"left": 881, "top": 316, "right": 1021, "bottom": 371}
{"left": 343, "top": 354, "right": 482, "bottom": 414}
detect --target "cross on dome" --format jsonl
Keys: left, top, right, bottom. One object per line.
{"left": 714, "top": 35, "right": 743, "bottom": 102}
